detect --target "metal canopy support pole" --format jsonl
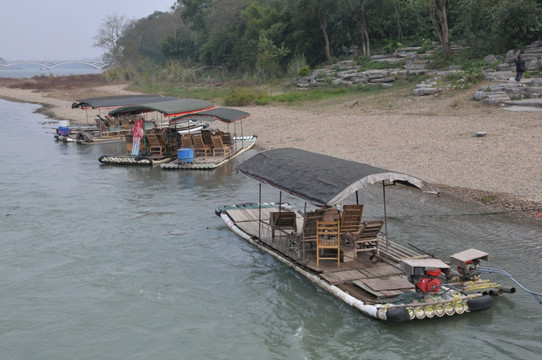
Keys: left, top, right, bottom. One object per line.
{"left": 258, "top": 183, "right": 262, "bottom": 240}
{"left": 240, "top": 120, "right": 244, "bottom": 150}
{"left": 382, "top": 181, "right": 389, "bottom": 251}
{"left": 302, "top": 202, "right": 307, "bottom": 262}
{"left": 118, "top": 115, "right": 122, "bottom": 140}
{"left": 356, "top": 191, "right": 359, "bottom": 205}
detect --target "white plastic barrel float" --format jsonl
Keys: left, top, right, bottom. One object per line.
{"left": 177, "top": 148, "right": 194, "bottom": 163}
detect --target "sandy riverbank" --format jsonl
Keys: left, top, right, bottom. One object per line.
{"left": 1, "top": 76, "right": 541, "bottom": 217}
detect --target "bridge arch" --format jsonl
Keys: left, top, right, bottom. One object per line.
{"left": 0, "top": 60, "right": 110, "bottom": 70}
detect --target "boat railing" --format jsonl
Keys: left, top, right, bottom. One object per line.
{"left": 256, "top": 218, "right": 300, "bottom": 258}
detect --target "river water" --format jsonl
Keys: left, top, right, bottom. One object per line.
{"left": 0, "top": 98, "right": 541, "bottom": 359}
{"left": 0, "top": 65, "right": 103, "bottom": 79}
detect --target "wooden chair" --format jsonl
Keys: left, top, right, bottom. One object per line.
{"left": 222, "top": 132, "right": 233, "bottom": 146}
{"left": 340, "top": 204, "right": 364, "bottom": 239}
{"left": 105, "top": 117, "right": 124, "bottom": 135}
{"left": 181, "top": 134, "right": 194, "bottom": 149}
{"left": 270, "top": 211, "right": 297, "bottom": 241}
{"left": 316, "top": 220, "right": 341, "bottom": 268}
{"left": 211, "top": 134, "right": 231, "bottom": 157}
{"left": 125, "top": 134, "right": 133, "bottom": 153}
{"left": 120, "top": 118, "right": 132, "bottom": 130}
{"left": 192, "top": 134, "right": 211, "bottom": 156}
{"left": 287, "top": 210, "right": 323, "bottom": 258}
{"left": 95, "top": 115, "right": 123, "bottom": 135}
{"left": 163, "top": 130, "right": 179, "bottom": 152}
{"left": 322, "top": 208, "right": 340, "bottom": 221}
{"left": 353, "top": 220, "right": 384, "bottom": 260}
{"left": 201, "top": 130, "right": 213, "bottom": 147}
{"left": 95, "top": 116, "right": 109, "bottom": 134}
{"left": 146, "top": 133, "right": 166, "bottom": 155}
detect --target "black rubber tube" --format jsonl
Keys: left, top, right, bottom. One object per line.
{"left": 467, "top": 295, "right": 494, "bottom": 312}
{"left": 385, "top": 307, "right": 411, "bottom": 322}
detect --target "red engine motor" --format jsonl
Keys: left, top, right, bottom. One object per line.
{"left": 400, "top": 258, "right": 449, "bottom": 295}
{"left": 415, "top": 269, "right": 442, "bottom": 293}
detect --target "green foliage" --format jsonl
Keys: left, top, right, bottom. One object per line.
{"left": 493, "top": 0, "right": 542, "bottom": 49}
{"left": 382, "top": 39, "right": 403, "bottom": 54}
{"left": 286, "top": 54, "right": 308, "bottom": 77}
{"left": 161, "top": 32, "right": 197, "bottom": 63}
{"left": 353, "top": 56, "right": 371, "bottom": 66}
{"left": 297, "top": 66, "right": 311, "bottom": 77}
{"left": 417, "top": 38, "right": 434, "bottom": 54}
{"left": 101, "top": 65, "right": 136, "bottom": 82}
{"left": 427, "top": 50, "right": 492, "bottom": 76}
{"left": 255, "top": 34, "right": 290, "bottom": 79}
{"left": 96, "top": 0, "right": 542, "bottom": 87}
{"left": 438, "top": 63, "right": 484, "bottom": 90}
{"left": 224, "top": 88, "right": 255, "bottom": 106}
{"left": 482, "top": 195, "right": 496, "bottom": 204}
{"left": 223, "top": 88, "right": 274, "bottom": 106}
{"left": 454, "top": 0, "right": 542, "bottom": 53}
{"left": 159, "top": 61, "right": 198, "bottom": 83}
{"left": 426, "top": 50, "right": 455, "bottom": 70}
{"left": 353, "top": 56, "right": 400, "bottom": 70}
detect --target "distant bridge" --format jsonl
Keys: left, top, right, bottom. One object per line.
{"left": 0, "top": 60, "right": 110, "bottom": 70}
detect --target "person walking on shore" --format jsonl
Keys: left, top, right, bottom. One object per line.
{"left": 514, "top": 52, "right": 526, "bottom": 82}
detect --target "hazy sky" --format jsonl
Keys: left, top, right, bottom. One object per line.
{"left": 0, "top": 0, "right": 176, "bottom": 61}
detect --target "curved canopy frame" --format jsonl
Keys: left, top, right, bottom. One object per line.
{"left": 169, "top": 108, "right": 250, "bottom": 124}
{"left": 108, "top": 99, "right": 215, "bottom": 117}
{"left": 237, "top": 148, "right": 439, "bottom": 208}
{"left": 71, "top": 95, "right": 178, "bottom": 110}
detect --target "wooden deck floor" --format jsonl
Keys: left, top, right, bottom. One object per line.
{"left": 224, "top": 206, "right": 423, "bottom": 303}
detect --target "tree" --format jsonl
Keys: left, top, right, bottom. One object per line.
{"left": 492, "top": 0, "right": 542, "bottom": 50}
{"left": 312, "top": 0, "right": 335, "bottom": 65}
{"left": 93, "top": 14, "right": 132, "bottom": 64}
{"left": 359, "top": 0, "right": 371, "bottom": 56}
{"left": 177, "top": 0, "right": 215, "bottom": 36}
{"left": 428, "top": 0, "right": 451, "bottom": 58}
{"left": 452, "top": 0, "right": 542, "bottom": 54}
{"left": 162, "top": 31, "right": 197, "bottom": 62}
{"left": 345, "top": 0, "right": 375, "bottom": 57}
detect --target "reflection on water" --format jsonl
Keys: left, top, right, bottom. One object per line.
{"left": 0, "top": 99, "right": 541, "bottom": 359}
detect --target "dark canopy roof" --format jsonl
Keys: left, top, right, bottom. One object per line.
{"left": 71, "top": 95, "right": 178, "bottom": 109}
{"left": 108, "top": 99, "right": 214, "bottom": 117}
{"left": 169, "top": 108, "right": 250, "bottom": 124}
{"left": 237, "top": 148, "right": 439, "bottom": 207}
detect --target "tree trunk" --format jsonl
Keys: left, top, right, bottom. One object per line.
{"left": 321, "top": 21, "right": 333, "bottom": 65}
{"left": 317, "top": 1, "right": 333, "bottom": 65}
{"left": 360, "top": 0, "right": 371, "bottom": 57}
{"left": 430, "top": 0, "right": 452, "bottom": 58}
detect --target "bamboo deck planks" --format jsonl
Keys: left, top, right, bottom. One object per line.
{"left": 224, "top": 206, "right": 423, "bottom": 302}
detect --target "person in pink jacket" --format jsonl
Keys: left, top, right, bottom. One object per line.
{"left": 131, "top": 118, "right": 144, "bottom": 155}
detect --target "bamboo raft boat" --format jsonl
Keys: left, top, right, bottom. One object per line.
{"left": 96, "top": 103, "right": 257, "bottom": 168}
{"left": 216, "top": 148, "right": 519, "bottom": 322}
{"left": 56, "top": 95, "right": 181, "bottom": 144}
{"left": 99, "top": 108, "right": 256, "bottom": 168}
